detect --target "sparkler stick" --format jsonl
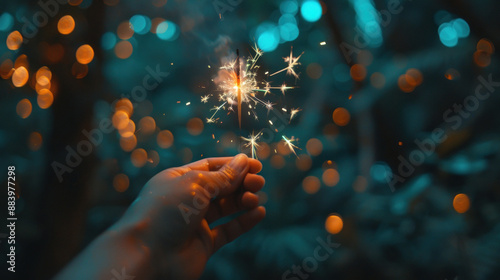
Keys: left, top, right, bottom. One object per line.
{"left": 236, "top": 49, "right": 242, "bottom": 129}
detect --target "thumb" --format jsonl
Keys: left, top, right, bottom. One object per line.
{"left": 200, "top": 153, "right": 249, "bottom": 196}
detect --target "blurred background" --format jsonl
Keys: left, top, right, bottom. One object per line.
{"left": 0, "top": 0, "right": 499, "bottom": 279}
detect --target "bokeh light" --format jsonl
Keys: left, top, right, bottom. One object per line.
{"left": 101, "top": 32, "right": 117, "bottom": 50}
{"left": 438, "top": 23, "right": 458, "bottom": 47}
{"left": 115, "top": 98, "right": 134, "bottom": 117}
{"left": 350, "top": 64, "right": 366, "bottom": 82}
{"left": 280, "top": 0, "right": 299, "bottom": 15}
{"left": 302, "top": 176, "right": 321, "bottom": 194}
{"left": 113, "top": 174, "right": 129, "bottom": 192}
{"left": 301, "top": 0, "right": 322, "bottom": 22}
{"left": 112, "top": 112, "right": 131, "bottom": 132}
{"left": 0, "top": 59, "right": 14, "bottom": 79}
{"left": 187, "top": 118, "right": 204, "bottom": 136}
{"left": 332, "top": 107, "right": 350, "bottom": 126}
{"left": 256, "top": 23, "right": 280, "bottom": 52}
{"left": 12, "top": 66, "right": 29, "bottom": 87}
{"left": 117, "top": 21, "right": 134, "bottom": 40}
{"left": 6, "top": 31, "right": 23, "bottom": 50}
{"left": 16, "top": 99, "right": 32, "bottom": 119}
{"left": 130, "top": 15, "right": 151, "bottom": 35}
{"left": 453, "top": 193, "right": 470, "bottom": 213}
{"left": 58, "top": 15, "right": 75, "bottom": 35}
{"left": 118, "top": 119, "right": 136, "bottom": 138}
{"left": 325, "top": 214, "right": 343, "bottom": 234}
{"left": 370, "top": 72, "right": 386, "bottom": 89}
{"left": 28, "top": 132, "right": 43, "bottom": 151}
{"left": 114, "top": 41, "right": 133, "bottom": 59}
{"left": 295, "top": 154, "right": 312, "bottom": 171}
{"left": 156, "top": 21, "right": 179, "bottom": 41}
{"left": 138, "top": 116, "right": 156, "bottom": 135}
{"left": 157, "top": 130, "right": 174, "bottom": 148}
{"left": 322, "top": 168, "right": 340, "bottom": 187}
{"left": 37, "top": 89, "right": 54, "bottom": 109}
{"left": 0, "top": 13, "right": 14, "bottom": 31}
{"left": 131, "top": 148, "right": 148, "bottom": 167}
{"left": 306, "top": 138, "right": 323, "bottom": 156}
{"left": 76, "top": 44, "right": 94, "bottom": 64}
{"left": 72, "top": 62, "right": 89, "bottom": 79}
{"left": 120, "top": 135, "right": 137, "bottom": 152}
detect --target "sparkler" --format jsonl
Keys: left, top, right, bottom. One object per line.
{"left": 281, "top": 135, "right": 300, "bottom": 157}
{"left": 205, "top": 45, "right": 303, "bottom": 158}
{"left": 236, "top": 49, "right": 242, "bottom": 129}
{"left": 241, "top": 131, "right": 263, "bottom": 159}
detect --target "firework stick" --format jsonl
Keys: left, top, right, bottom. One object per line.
{"left": 236, "top": 49, "right": 242, "bottom": 129}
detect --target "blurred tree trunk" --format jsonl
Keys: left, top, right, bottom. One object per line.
{"left": 35, "top": 2, "right": 106, "bottom": 279}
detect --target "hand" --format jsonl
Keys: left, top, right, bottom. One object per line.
{"left": 114, "top": 154, "right": 266, "bottom": 279}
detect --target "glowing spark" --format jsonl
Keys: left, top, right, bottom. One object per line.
{"left": 320, "top": 41, "right": 326, "bottom": 45}
{"left": 280, "top": 83, "right": 293, "bottom": 95}
{"left": 242, "top": 131, "right": 262, "bottom": 159}
{"left": 205, "top": 46, "right": 304, "bottom": 154}
{"left": 186, "top": 102, "right": 191, "bottom": 106}
{"left": 270, "top": 47, "right": 304, "bottom": 79}
{"left": 289, "top": 108, "right": 301, "bottom": 123}
{"left": 201, "top": 95, "right": 210, "bottom": 103}
{"left": 282, "top": 135, "right": 300, "bottom": 157}
{"left": 264, "top": 100, "right": 275, "bottom": 114}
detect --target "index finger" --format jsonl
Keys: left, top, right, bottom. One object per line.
{"left": 184, "top": 157, "right": 262, "bottom": 173}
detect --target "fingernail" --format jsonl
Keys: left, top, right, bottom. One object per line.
{"left": 230, "top": 153, "right": 248, "bottom": 172}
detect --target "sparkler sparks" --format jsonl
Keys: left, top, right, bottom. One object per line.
{"left": 282, "top": 135, "right": 300, "bottom": 157}
{"left": 270, "top": 47, "right": 304, "bottom": 79}
{"left": 208, "top": 46, "right": 302, "bottom": 127}
{"left": 205, "top": 45, "right": 303, "bottom": 158}
{"left": 241, "top": 131, "right": 263, "bottom": 159}
{"left": 201, "top": 95, "right": 210, "bottom": 103}
{"left": 289, "top": 108, "right": 301, "bottom": 123}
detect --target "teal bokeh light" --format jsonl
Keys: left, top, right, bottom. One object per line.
{"left": 130, "top": 15, "right": 151, "bottom": 35}
{"left": 157, "top": 21, "right": 179, "bottom": 41}
{"left": 452, "top": 18, "right": 470, "bottom": 38}
{"left": 0, "top": 13, "right": 14, "bottom": 32}
{"left": 280, "top": 0, "right": 299, "bottom": 15}
{"left": 300, "top": 0, "right": 322, "bottom": 22}
{"left": 280, "top": 23, "right": 299, "bottom": 42}
{"left": 439, "top": 23, "right": 458, "bottom": 47}
{"left": 256, "top": 23, "right": 280, "bottom": 52}
{"left": 101, "top": 32, "right": 117, "bottom": 50}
